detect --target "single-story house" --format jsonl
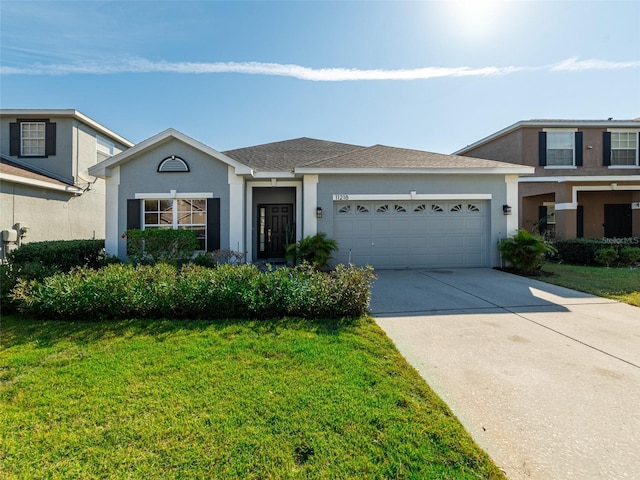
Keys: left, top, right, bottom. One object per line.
{"left": 89, "top": 129, "right": 534, "bottom": 269}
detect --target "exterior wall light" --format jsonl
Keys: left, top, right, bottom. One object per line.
{"left": 316, "top": 207, "right": 323, "bottom": 218}
{"left": 503, "top": 205, "right": 512, "bottom": 215}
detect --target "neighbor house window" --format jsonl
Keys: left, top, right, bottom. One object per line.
{"left": 9, "top": 119, "right": 56, "bottom": 157}
{"left": 546, "top": 132, "right": 575, "bottom": 166}
{"left": 539, "top": 130, "right": 583, "bottom": 167}
{"left": 21, "top": 122, "right": 46, "bottom": 156}
{"left": 143, "top": 199, "right": 207, "bottom": 250}
{"left": 610, "top": 132, "right": 638, "bottom": 166}
{"left": 96, "top": 135, "right": 115, "bottom": 161}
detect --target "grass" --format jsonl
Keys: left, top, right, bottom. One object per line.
{"left": 540, "top": 262, "right": 640, "bottom": 307}
{"left": 0, "top": 315, "right": 504, "bottom": 479}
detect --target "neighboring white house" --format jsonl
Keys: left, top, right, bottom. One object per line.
{"left": 89, "top": 129, "right": 533, "bottom": 269}
{"left": 0, "top": 109, "right": 133, "bottom": 260}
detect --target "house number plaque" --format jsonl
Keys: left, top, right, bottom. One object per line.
{"left": 333, "top": 194, "right": 350, "bottom": 201}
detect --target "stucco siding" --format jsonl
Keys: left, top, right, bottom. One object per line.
{"left": 115, "top": 140, "right": 231, "bottom": 258}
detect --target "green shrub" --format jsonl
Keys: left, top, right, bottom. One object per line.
{"left": 6, "top": 239, "right": 110, "bottom": 273}
{"left": 12, "top": 263, "right": 377, "bottom": 321}
{"left": 619, "top": 246, "right": 640, "bottom": 266}
{"left": 554, "top": 238, "right": 640, "bottom": 266}
{"left": 595, "top": 247, "right": 619, "bottom": 267}
{"left": 2, "top": 239, "right": 115, "bottom": 314}
{"left": 554, "top": 238, "right": 608, "bottom": 265}
{"left": 126, "top": 229, "right": 198, "bottom": 265}
{"left": 193, "top": 249, "right": 246, "bottom": 268}
{"left": 499, "top": 229, "right": 557, "bottom": 272}
{"left": 285, "top": 233, "right": 338, "bottom": 268}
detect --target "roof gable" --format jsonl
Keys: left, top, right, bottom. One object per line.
{"left": 89, "top": 128, "right": 252, "bottom": 177}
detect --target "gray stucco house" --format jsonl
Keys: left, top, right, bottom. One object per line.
{"left": 89, "top": 128, "right": 532, "bottom": 269}
{"left": 0, "top": 109, "right": 132, "bottom": 260}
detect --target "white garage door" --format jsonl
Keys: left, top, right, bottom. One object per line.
{"left": 333, "top": 200, "right": 489, "bottom": 269}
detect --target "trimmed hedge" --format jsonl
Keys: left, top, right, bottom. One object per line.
{"left": 554, "top": 238, "right": 640, "bottom": 266}
{"left": 6, "top": 239, "right": 109, "bottom": 273}
{"left": 126, "top": 229, "right": 198, "bottom": 265}
{"left": 11, "top": 263, "right": 377, "bottom": 321}
{"left": 2, "top": 239, "right": 113, "bottom": 315}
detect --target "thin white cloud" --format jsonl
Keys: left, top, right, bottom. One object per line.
{"left": 550, "top": 57, "right": 640, "bottom": 71}
{"left": 0, "top": 57, "right": 638, "bottom": 80}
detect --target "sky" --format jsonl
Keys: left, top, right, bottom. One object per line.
{"left": 1, "top": 0, "right": 639, "bottom": 154}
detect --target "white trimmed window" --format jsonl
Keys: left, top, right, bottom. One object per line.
{"left": 21, "top": 122, "right": 46, "bottom": 156}
{"left": 610, "top": 132, "right": 638, "bottom": 166}
{"left": 546, "top": 131, "right": 575, "bottom": 166}
{"left": 143, "top": 199, "right": 207, "bottom": 250}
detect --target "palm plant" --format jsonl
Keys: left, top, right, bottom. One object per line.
{"left": 498, "top": 229, "right": 556, "bottom": 272}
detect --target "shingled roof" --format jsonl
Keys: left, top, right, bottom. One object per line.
{"left": 223, "top": 137, "right": 363, "bottom": 172}
{"left": 224, "top": 137, "right": 526, "bottom": 172}
{"left": 301, "top": 144, "right": 523, "bottom": 169}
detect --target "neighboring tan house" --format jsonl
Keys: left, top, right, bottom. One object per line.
{"left": 454, "top": 119, "right": 640, "bottom": 239}
{"left": 89, "top": 129, "right": 533, "bottom": 269}
{"left": 0, "top": 109, "right": 133, "bottom": 260}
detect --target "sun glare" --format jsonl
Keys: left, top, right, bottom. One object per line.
{"left": 451, "top": 1, "right": 510, "bottom": 39}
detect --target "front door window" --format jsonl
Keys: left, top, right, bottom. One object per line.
{"left": 257, "top": 204, "right": 293, "bottom": 259}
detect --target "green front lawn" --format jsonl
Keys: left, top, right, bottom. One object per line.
{"left": 540, "top": 262, "right": 640, "bottom": 307}
{"left": 0, "top": 316, "right": 503, "bottom": 479}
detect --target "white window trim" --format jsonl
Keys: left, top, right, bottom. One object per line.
{"left": 20, "top": 121, "right": 46, "bottom": 157}
{"left": 135, "top": 191, "right": 214, "bottom": 199}
{"left": 543, "top": 128, "right": 577, "bottom": 168}
{"left": 607, "top": 128, "right": 639, "bottom": 168}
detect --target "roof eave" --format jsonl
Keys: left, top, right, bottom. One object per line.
{"left": 295, "top": 167, "right": 535, "bottom": 175}
{"left": 0, "top": 109, "right": 134, "bottom": 147}
{"left": 0, "top": 172, "right": 84, "bottom": 194}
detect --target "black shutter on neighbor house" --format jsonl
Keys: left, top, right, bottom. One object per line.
{"left": 574, "top": 132, "right": 583, "bottom": 166}
{"left": 538, "top": 132, "right": 547, "bottom": 166}
{"left": 127, "top": 199, "right": 141, "bottom": 230}
{"left": 207, "top": 198, "right": 221, "bottom": 252}
{"left": 9, "top": 122, "right": 20, "bottom": 156}
{"left": 538, "top": 206, "right": 548, "bottom": 235}
{"left": 45, "top": 121, "right": 56, "bottom": 156}
{"left": 602, "top": 132, "right": 612, "bottom": 166}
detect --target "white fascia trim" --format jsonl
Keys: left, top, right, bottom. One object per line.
{"left": 0, "top": 172, "right": 84, "bottom": 194}
{"left": 332, "top": 193, "right": 492, "bottom": 201}
{"left": 295, "top": 167, "right": 534, "bottom": 175}
{"left": 135, "top": 191, "right": 214, "bottom": 199}
{"left": 251, "top": 171, "right": 296, "bottom": 178}
{"left": 520, "top": 175, "right": 640, "bottom": 183}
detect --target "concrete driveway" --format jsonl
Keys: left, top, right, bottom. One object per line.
{"left": 371, "top": 268, "right": 640, "bottom": 480}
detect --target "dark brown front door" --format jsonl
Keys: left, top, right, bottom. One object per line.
{"left": 258, "top": 204, "right": 293, "bottom": 259}
{"left": 604, "top": 204, "right": 632, "bottom": 238}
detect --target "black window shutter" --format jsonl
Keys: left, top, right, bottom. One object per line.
{"left": 207, "top": 198, "right": 221, "bottom": 252}
{"left": 538, "top": 206, "right": 548, "bottom": 235}
{"left": 127, "top": 199, "right": 141, "bottom": 230}
{"left": 45, "top": 121, "right": 56, "bottom": 156}
{"left": 9, "top": 122, "right": 20, "bottom": 156}
{"left": 602, "top": 132, "right": 611, "bottom": 166}
{"left": 538, "top": 132, "right": 547, "bottom": 166}
{"left": 574, "top": 132, "right": 583, "bottom": 166}
{"left": 576, "top": 206, "right": 584, "bottom": 238}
